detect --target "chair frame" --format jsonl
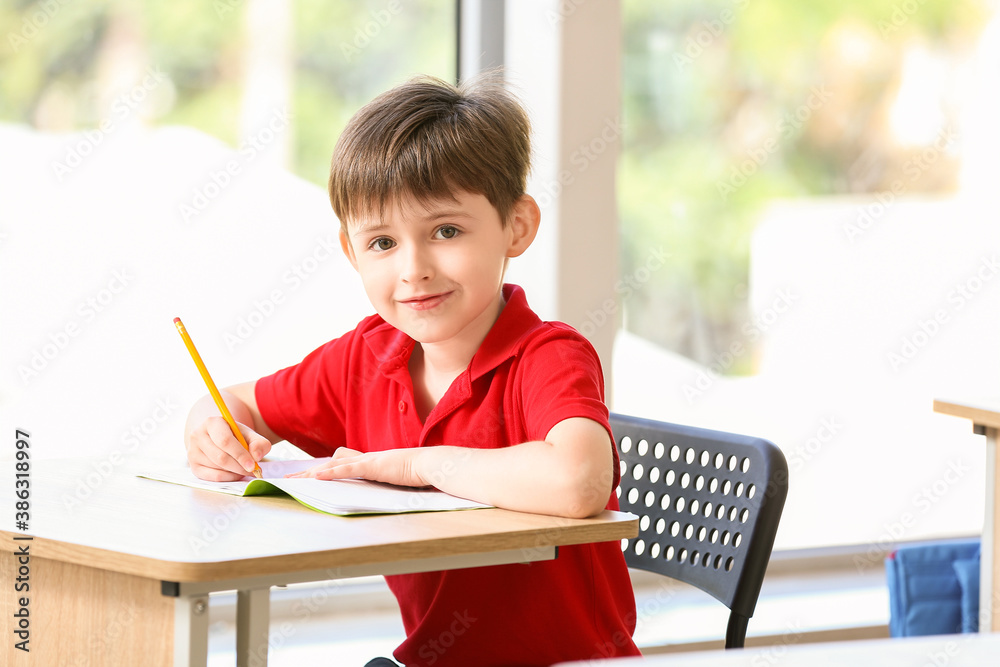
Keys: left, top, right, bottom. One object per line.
{"left": 610, "top": 412, "right": 788, "bottom": 648}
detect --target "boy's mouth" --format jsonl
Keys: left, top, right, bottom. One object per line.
{"left": 399, "top": 291, "right": 452, "bottom": 311}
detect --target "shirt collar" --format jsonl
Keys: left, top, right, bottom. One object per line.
{"left": 361, "top": 283, "right": 543, "bottom": 382}
{"left": 468, "top": 283, "right": 543, "bottom": 380}
{"left": 362, "top": 318, "right": 414, "bottom": 381}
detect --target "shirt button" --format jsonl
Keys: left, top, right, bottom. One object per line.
{"left": 398, "top": 401, "right": 407, "bottom": 413}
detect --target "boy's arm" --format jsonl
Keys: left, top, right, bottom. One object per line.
{"left": 184, "top": 380, "right": 283, "bottom": 481}
{"left": 288, "top": 416, "right": 614, "bottom": 519}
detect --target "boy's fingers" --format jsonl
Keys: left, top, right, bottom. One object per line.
{"left": 204, "top": 417, "right": 258, "bottom": 474}
{"left": 313, "top": 461, "right": 361, "bottom": 480}
{"left": 190, "top": 436, "right": 245, "bottom": 477}
{"left": 237, "top": 423, "right": 272, "bottom": 460}
{"left": 331, "top": 447, "right": 363, "bottom": 461}
{"left": 287, "top": 456, "right": 360, "bottom": 479}
{"left": 188, "top": 446, "right": 245, "bottom": 481}
{"left": 189, "top": 461, "right": 246, "bottom": 482}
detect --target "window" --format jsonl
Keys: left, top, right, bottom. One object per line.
{"left": 1, "top": 0, "right": 455, "bottom": 186}
{"left": 617, "top": 0, "right": 998, "bottom": 553}
{"left": 0, "top": 1, "right": 456, "bottom": 456}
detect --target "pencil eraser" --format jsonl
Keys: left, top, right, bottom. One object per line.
{"left": 173, "top": 317, "right": 181, "bottom": 324}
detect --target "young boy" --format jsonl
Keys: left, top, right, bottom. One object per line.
{"left": 184, "top": 73, "right": 640, "bottom": 666}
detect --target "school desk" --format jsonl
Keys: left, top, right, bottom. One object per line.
{"left": 0, "top": 457, "right": 637, "bottom": 667}
{"left": 553, "top": 631, "right": 1000, "bottom": 666}
{"left": 934, "top": 397, "right": 1000, "bottom": 632}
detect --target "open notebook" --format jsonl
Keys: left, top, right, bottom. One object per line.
{"left": 138, "top": 458, "right": 491, "bottom": 516}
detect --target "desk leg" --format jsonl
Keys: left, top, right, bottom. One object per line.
{"left": 173, "top": 594, "right": 210, "bottom": 667}
{"left": 0, "top": 553, "right": 173, "bottom": 666}
{"left": 984, "top": 426, "right": 999, "bottom": 633}
{"left": 236, "top": 588, "right": 271, "bottom": 667}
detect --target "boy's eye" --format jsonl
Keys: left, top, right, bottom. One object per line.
{"left": 435, "top": 225, "right": 459, "bottom": 239}
{"left": 370, "top": 237, "right": 395, "bottom": 251}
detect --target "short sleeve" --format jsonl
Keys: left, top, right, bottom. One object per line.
{"left": 255, "top": 334, "right": 352, "bottom": 458}
{"left": 515, "top": 325, "right": 620, "bottom": 491}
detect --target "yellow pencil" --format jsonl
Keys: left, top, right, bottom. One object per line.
{"left": 173, "top": 317, "right": 263, "bottom": 479}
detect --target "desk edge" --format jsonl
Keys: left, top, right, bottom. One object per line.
{"left": 934, "top": 399, "right": 1000, "bottom": 431}
{"left": 0, "top": 510, "right": 638, "bottom": 582}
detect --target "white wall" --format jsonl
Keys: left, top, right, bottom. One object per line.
{"left": 0, "top": 124, "right": 369, "bottom": 462}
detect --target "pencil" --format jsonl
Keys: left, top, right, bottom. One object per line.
{"left": 173, "top": 317, "right": 263, "bottom": 479}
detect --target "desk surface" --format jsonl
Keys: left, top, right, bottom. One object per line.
{"left": 0, "top": 458, "right": 637, "bottom": 583}
{"left": 555, "top": 633, "right": 1000, "bottom": 667}
{"left": 934, "top": 397, "right": 1000, "bottom": 430}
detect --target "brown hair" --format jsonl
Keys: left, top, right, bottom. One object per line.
{"left": 328, "top": 71, "right": 531, "bottom": 229}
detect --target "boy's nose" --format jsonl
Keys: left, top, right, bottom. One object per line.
{"left": 400, "top": 244, "right": 434, "bottom": 283}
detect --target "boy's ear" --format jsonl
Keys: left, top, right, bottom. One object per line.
{"left": 506, "top": 195, "right": 541, "bottom": 258}
{"left": 340, "top": 228, "right": 359, "bottom": 271}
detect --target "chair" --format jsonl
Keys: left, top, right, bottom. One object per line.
{"left": 610, "top": 413, "right": 788, "bottom": 648}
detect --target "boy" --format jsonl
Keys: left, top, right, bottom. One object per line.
{"left": 184, "top": 73, "right": 640, "bottom": 666}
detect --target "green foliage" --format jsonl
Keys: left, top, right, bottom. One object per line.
{"left": 619, "top": 0, "right": 987, "bottom": 368}
{"left": 0, "top": 0, "right": 454, "bottom": 182}
{"left": 0, "top": 0, "right": 989, "bottom": 372}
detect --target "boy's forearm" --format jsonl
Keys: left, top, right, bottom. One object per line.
{"left": 414, "top": 440, "right": 614, "bottom": 519}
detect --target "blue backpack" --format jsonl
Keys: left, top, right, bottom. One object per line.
{"left": 885, "top": 539, "right": 980, "bottom": 636}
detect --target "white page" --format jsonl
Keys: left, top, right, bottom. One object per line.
{"left": 138, "top": 457, "right": 491, "bottom": 515}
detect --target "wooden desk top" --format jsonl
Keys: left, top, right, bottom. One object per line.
{"left": 1, "top": 458, "right": 637, "bottom": 583}
{"left": 554, "top": 632, "right": 1000, "bottom": 666}
{"left": 934, "top": 397, "right": 1000, "bottom": 430}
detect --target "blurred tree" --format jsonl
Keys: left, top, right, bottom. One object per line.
{"left": 0, "top": 0, "right": 454, "bottom": 183}
{"left": 620, "top": 0, "right": 988, "bottom": 370}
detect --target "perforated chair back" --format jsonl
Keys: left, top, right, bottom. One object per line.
{"left": 610, "top": 413, "right": 788, "bottom": 648}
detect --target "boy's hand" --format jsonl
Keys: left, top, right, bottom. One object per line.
{"left": 285, "top": 447, "right": 429, "bottom": 488}
{"left": 281, "top": 418, "right": 614, "bottom": 517}
{"left": 187, "top": 416, "right": 272, "bottom": 482}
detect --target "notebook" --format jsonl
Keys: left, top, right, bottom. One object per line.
{"left": 138, "top": 457, "right": 492, "bottom": 516}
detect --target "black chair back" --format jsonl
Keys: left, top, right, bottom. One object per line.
{"left": 610, "top": 413, "right": 788, "bottom": 648}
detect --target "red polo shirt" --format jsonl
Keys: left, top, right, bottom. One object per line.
{"left": 256, "top": 284, "right": 639, "bottom": 666}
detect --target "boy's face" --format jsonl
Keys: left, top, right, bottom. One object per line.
{"left": 340, "top": 190, "right": 538, "bottom": 351}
